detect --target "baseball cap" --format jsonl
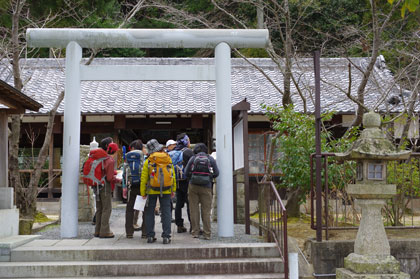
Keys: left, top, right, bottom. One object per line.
{"left": 166, "top": 139, "right": 177, "bottom": 147}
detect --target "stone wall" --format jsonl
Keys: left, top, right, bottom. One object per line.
{"left": 78, "top": 145, "right": 95, "bottom": 222}
{"left": 234, "top": 168, "right": 246, "bottom": 224}
{"left": 309, "top": 239, "right": 420, "bottom": 278}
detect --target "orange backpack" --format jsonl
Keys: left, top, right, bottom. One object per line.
{"left": 148, "top": 152, "right": 174, "bottom": 193}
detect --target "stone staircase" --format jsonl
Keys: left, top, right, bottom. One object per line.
{"left": 0, "top": 243, "right": 284, "bottom": 278}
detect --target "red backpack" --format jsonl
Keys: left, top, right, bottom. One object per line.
{"left": 82, "top": 151, "right": 109, "bottom": 186}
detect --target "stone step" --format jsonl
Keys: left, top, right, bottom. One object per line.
{"left": 11, "top": 243, "right": 279, "bottom": 262}
{"left": 5, "top": 274, "right": 285, "bottom": 279}
{"left": 0, "top": 258, "right": 284, "bottom": 278}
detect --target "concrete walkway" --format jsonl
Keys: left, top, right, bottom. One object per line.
{"left": 31, "top": 203, "right": 262, "bottom": 248}
{"left": 0, "top": 204, "right": 283, "bottom": 279}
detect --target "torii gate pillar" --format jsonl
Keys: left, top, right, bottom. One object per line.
{"left": 26, "top": 28, "right": 269, "bottom": 238}
{"left": 215, "top": 42, "right": 233, "bottom": 236}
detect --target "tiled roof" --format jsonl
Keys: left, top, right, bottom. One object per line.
{"left": 0, "top": 57, "right": 409, "bottom": 115}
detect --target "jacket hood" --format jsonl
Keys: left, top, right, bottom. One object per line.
{"left": 89, "top": 148, "right": 108, "bottom": 159}
{"left": 127, "top": 150, "right": 143, "bottom": 156}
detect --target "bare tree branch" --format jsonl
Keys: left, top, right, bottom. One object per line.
{"left": 211, "top": 0, "right": 248, "bottom": 29}
{"left": 27, "top": 90, "right": 64, "bottom": 197}
{"left": 233, "top": 48, "right": 284, "bottom": 95}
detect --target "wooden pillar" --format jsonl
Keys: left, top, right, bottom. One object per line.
{"left": 0, "top": 112, "right": 8, "bottom": 188}
{"left": 242, "top": 110, "right": 250, "bottom": 234}
{"left": 48, "top": 135, "right": 54, "bottom": 198}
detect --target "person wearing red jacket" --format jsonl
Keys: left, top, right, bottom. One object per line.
{"left": 92, "top": 138, "right": 120, "bottom": 238}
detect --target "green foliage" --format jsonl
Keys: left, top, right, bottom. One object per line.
{"left": 263, "top": 105, "right": 357, "bottom": 202}
{"left": 34, "top": 211, "right": 52, "bottom": 223}
{"left": 274, "top": 0, "right": 368, "bottom": 55}
{"left": 388, "top": 0, "right": 419, "bottom": 17}
{"left": 180, "top": 0, "right": 213, "bottom": 13}
{"left": 385, "top": 158, "right": 420, "bottom": 225}
{"left": 237, "top": 48, "right": 269, "bottom": 58}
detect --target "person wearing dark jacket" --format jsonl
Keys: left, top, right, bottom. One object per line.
{"left": 184, "top": 143, "right": 219, "bottom": 240}
{"left": 174, "top": 133, "right": 194, "bottom": 233}
{"left": 124, "top": 139, "right": 145, "bottom": 239}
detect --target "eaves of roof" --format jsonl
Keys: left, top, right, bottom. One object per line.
{"left": 0, "top": 79, "right": 43, "bottom": 113}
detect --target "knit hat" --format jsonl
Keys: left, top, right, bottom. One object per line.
{"left": 147, "top": 139, "right": 164, "bottom": 154}
{"left": 107, "top": 143, "right": 119, "bottom": 154}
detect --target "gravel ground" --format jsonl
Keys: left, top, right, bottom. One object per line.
{"left": 36, "top": 205, "right": 263, "bottom": 243}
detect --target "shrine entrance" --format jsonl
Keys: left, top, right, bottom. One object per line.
{"left": 26, "top": 28, "right": 268, "bottom": 238}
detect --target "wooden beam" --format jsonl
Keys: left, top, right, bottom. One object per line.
{"left": 0, "top": 79, "right": 43, "bottom": 111}
{"left": 232, "top": 99, "right": 251, "bottom": 111}
{"left": 48, "top": 136, "right": 54, "bottom": 198}
{"left": 0, "top": 95, "right": 20, "bottom": 109}
{"left": 0, "top": 108, "right": 25, "bottom": 114}
{"left": 0, "top": 112, "right": 8, "bottom": 187}
{"left": 114, "top": 115, "right": 126, "bottom": 129}
{"left": 191, "top": 115, "right": 203, "bottom": 129}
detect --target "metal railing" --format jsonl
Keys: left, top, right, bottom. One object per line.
{"left": 258, "top": 181, "right": 288, "bottom": 279}
{"left": 310, "top": 152, "right": 420, "bottom": 240}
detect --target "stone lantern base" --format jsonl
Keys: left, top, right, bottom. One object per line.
{"left": 344, "top": 253, "right": 401, "bottom": 274}
{"left": 337, "top": 253, "right": 409, "bottom": 278}
{"left": 336, "top": 268, "right": 410, "bottom": 279}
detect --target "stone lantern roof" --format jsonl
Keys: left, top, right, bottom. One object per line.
{"left": 336, "top": 111, "right": 410, "bottom": 161}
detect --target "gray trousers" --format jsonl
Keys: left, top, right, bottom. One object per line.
{"left": 95, "top": 182, "right": 113, "bottom": 235}
{"left": 188, "top": 183, "right": 212, "bottom": 238}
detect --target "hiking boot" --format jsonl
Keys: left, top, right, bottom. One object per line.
{"left": 99, "top": 232, "right": 114, "bottom": 238}
{"left": 163, "top": 237, "right": 171, "bottom": 244}
{"left": 147, "top": 237, "right": 157, "bottom": 243}
{"left": 177, "top": 226, "right": 187, "bottom": 233}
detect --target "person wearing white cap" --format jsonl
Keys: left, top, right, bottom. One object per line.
{"left": 166, "top": 139, "right": 177, "bottom": 152}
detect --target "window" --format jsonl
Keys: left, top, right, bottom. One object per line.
{"left": 249, "top": 134, "right": 265, "bottom": 174}
{"left": 368, "top": 163, "right": 383, "bottom": 180}
{"left": 248, "top": 133, "right": 281, "bottom": 175}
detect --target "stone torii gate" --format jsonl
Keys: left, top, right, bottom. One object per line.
{"left": 26, "top": 28, "right": 269, "bottom": 238}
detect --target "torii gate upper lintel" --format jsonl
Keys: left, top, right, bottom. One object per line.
{"left": 26, "top": 28, "right": 269, "bottom": 238}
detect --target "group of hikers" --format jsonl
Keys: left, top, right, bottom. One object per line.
{"left": 82, "top": 133, "right": 219, "bottom": 244}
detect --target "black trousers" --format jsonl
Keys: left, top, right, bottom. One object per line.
{"left": 125, "top": 184, "right": 145, "bottom": 236}
{"left": 175, "top": 180, "right": 190, "bottom": 227}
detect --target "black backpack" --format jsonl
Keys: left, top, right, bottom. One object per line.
{"left": 190, "top": 155, "right": 212, "bottom": 185}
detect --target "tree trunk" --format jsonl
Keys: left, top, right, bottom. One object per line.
{"left": 285, "top": 187, "right": 303, "bottom": 218}
{"left": 9, "top": 0, "right": 25, "bottom": 213}
{"left": 282, "top": 0, "right": 293, "bottom": 107}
